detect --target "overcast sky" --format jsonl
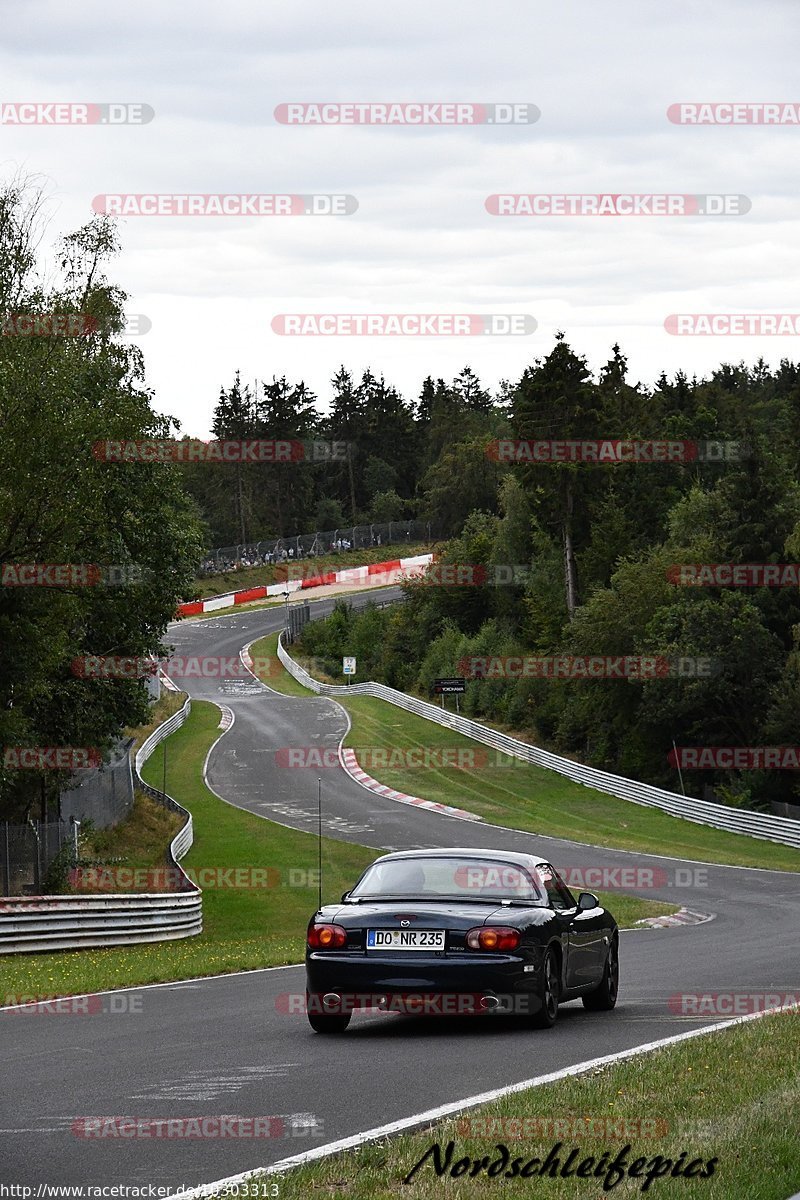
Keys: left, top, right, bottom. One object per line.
{"left": 2, "top": 0, "right": 798, "bottom": 436}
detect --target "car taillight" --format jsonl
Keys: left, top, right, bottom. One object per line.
{"left": 307, "top": 923, "right": 348, "bottom": 949}
{"left": 466, "top": 926, "right": 521, "bottom": 952}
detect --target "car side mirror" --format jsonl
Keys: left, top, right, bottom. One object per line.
{"left": 341, "top": 891, "right": 350, "bottom": 903}
{"left": 578, "top": 891, "right": 599, "bottom": 911}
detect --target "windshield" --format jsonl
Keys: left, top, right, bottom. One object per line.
{"left": 349, "top": 856, "right": 545, "bottom": 902}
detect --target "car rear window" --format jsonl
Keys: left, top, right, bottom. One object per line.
{"left": 350, "top": 857, "right": 545, "bottom": 902}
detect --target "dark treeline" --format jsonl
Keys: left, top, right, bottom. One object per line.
{"left": 296, "top": 335, "right": 800, "bottom": 812}
{"left": 181, "top": 366, "right": 506, "bottom": 546}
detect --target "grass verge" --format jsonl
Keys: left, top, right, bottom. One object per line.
{"left": 125, "top": 688, "right": 186, "bottom": 752}
{"left": 0, "top": 700, "right": 375, "bottom": 998}
{"left": 267, "top": 1008, "right": 800, "bottom": 1200}
{"left": 247, "top": 650, "right": 676, "bottom": 926}
{"left": 339, "top": 697, "right": 800, "bottom": 871}
{"left": 71, "top": 793, "right": 182, "bottom": 890}
{"left": 257, "top": 639, "right": 800, "bottom": 873}
{"left": 249, "top": 632, "right": 315, "bottom": 697}
{"left": 1, "top": 693, "right": 677, "bottom": 997}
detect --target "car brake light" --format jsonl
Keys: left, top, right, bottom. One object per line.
{"left": 466, "top": 925, "right": 521, "bottom": 952}
{"left": 307, "top": 923, "right": 348, "bottom": 949}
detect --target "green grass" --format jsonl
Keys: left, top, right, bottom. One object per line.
{"left": 1, "top": 690, "right": 677, "bottom": 998}
{"left": 248, "top": 645, "right": 676, "bottom": 927}
{"left": 600, "top": 893, "right": 676, "bottom": 928}
{"left": 0, "top": 701, "right": 375, "bottom": 998}
{"left": 250, "top": 637, "right": 800, "bottom": 871}
{"left": 125, "top": 688, "right": 186, "bottom": 751}
{"left": 269, "top": 1009, "right": 800, "bottom": 1200}
{"left": 65, "top": 793, "right": 183, "bottom": 893}
{"left": 339, "top": 697, "right": 800, "bottom": 871}
{"left": 193, "top": 542, "right": 433, "bottom": 598}
{"left": 249, "top": 631, "right": 317, "bottom": 696}
{"left": 331, "top": 693, "right": 800, "bottom": 873}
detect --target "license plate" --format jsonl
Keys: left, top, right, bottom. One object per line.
{"left": 366, "top": 929, "right": 445, "bottom": 951}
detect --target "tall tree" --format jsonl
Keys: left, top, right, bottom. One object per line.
{"left": 212, "top": 372, "right": 256, "bottom": 544}
{"left": 255, "top": 376, "right": 319, "bottom": 534}
{"left": 327, "top": 366, "right": 364, "bottom": 520}
{"left": 0, "top": 183, "right": 204, "bottom": 819}
{"left": 512, "top": 334, "right": 602, "bottom": 615}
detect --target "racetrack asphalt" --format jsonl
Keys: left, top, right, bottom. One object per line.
{"left": 2, "top": 589, "right": 798, "bottom": 1190}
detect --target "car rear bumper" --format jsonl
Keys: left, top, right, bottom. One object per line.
{"left": 306, "top": 951, "right": 541, "bottom": 1015}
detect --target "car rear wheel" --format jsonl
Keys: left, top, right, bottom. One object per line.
{"left": 529, "top": 947, "right": 560, "bottom": 1028}
{"left": 307, "top": 1011, "right": 351, "bottom": 1033}
{"left": 582, "top": 937, "right": 619, "bottom": 1011}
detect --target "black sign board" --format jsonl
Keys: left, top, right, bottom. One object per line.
{"left": 432, "top": 677, "right": 466, "bottom": 695}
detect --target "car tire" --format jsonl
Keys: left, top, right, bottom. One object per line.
{"left": 307, "top": 1011, "right": 351, "bottom": 1034}
{"left": 582, "top": 937, "right": 619, "bottom": 1011}
{"left": 529, "top": 947, "right": 560, "bottom": 1028}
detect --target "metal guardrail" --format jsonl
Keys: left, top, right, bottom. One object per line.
{"left": 277, "top": 635, "right": 800, "bottom": 852}
{"left": 0, "top": 699, "right": 202, "bottom": 955}
{"left": 134, "top": 699, "right": 197, "bottom": 868}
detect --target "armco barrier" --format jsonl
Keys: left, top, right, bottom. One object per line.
{"left": 277, "top": 636, "right": 800, "bottom": 851}
{"left": 0, "top": 699, "right": 202, "bottom": 954}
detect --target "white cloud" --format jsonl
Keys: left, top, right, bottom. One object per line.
{"left": 2, "top": 0, "right": 798, "bottom": 433}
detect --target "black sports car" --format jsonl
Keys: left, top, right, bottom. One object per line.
{"left": 304, "top": 847, "right": 619, "bottom": 1033}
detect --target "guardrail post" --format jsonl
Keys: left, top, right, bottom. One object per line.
{"left": 2, "top": 822, "right": 9, "bottom": 896}
{"left": 34, "top": 822, "right": 41, "bottom": 893}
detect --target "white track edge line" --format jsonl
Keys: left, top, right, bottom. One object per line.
{"left": 166, "top": 1002, "right": 799, "bottom": 1197}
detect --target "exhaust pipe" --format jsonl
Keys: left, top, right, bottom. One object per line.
{"left": 322, "top": 993, "right": 341, "bottom": 1009}
{"left": 479, "top": 995, "right": 500, "bottom": 1010}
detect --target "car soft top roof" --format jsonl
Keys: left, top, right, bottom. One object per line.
{"left": 369, "top": 847, "right": 551, "bottom": 869}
